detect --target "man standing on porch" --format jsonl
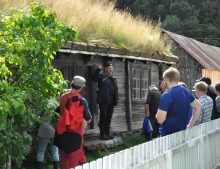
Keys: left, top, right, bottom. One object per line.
{"left": 92, "top": 62, "right": 119, "bottom": 140}
{"left": 156, "top": 67, "right": 202, "bottom": 136}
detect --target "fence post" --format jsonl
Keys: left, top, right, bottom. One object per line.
{"left": 198, "top": 136, "right": 204, "bottom": 169}
{"left": 165, "top": 150, "right": 172, "bottom": 169}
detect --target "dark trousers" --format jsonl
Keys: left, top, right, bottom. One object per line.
{"left": 144, "top": 132, "right": 152, "bottom": 142}
{"left": 98, "top": 99, "right": 114, "bottom": 136}
{"left": 149, "top": 117, "right": 160, "bottom": 138}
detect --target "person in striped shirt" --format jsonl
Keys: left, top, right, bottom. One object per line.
{"left": 194, "top": 81, "right": 213, "bottom": 125}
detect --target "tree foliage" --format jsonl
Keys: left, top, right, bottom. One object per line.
{"left": 0, "top": 2, "right": 78, "bottom": 167}
{"left": 114, "top": 0, "right": 220, "bottom": 47}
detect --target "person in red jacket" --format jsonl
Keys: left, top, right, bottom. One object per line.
{"left": 54, "top": 76, "right": 92, "bottom": 169}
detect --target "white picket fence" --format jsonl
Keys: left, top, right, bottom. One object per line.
{"left": 76, "top": 119, "right": 220, "bottom": 169}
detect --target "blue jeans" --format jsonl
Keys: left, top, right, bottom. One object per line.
{"left": 36, "top": 137, "right": 59, "bottom": 162}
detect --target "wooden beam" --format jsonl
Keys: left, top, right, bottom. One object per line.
{"left": 115, "top": 57, "right": 125, "bottom": 62}
{"left": 125, "top": 60, "right": 132, "bottom": 131}
{"left": 139, "top": 60, "right": 147, "bottom": 64}
{"left": 83, "top": 55, "right": 94, "bottom": 64}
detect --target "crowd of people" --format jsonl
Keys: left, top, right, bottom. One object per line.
{"left": 144, "top": 67, "right": 220, "bottom": 141}
{"left": 35, "top": 62, "right": 118, "bottom": 169}
{"left": 35, "top": 64, "right": 220, "bottom": 168}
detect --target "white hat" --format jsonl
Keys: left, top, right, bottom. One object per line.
{"left": 72, "top": 76, "right": 86, "bottom": 87}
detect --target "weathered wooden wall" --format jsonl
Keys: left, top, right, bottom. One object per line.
{"left": 53, "top": 52, "right": 129, "bottom": 132}
{"left": 53, "top": 52, "right": 163, "bottom": 133}
{"left": 128, "top": 61, "right": 163, "bottom": 130}
{"left": 169, "top": 40, "right": 202, "bottom": 91}
{"left": 110, "top": 59, "right": 127, "bottom": 132}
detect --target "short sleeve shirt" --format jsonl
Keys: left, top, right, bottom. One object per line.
{"left": 159, "top": 85, "right": 195, "bottom": 135}
{"left": 196, "top": 95, "right": 213, "bottom": 125}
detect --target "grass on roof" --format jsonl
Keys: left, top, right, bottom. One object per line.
{"left": 0, "top": 0, "right": 173, "bottom": 56}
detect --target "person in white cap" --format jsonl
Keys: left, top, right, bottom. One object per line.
{"left": 55, "top": 75, "right": 92, "bottom": 169}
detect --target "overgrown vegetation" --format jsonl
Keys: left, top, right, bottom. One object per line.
{"left": 0, "top": 2, "right": 77, "bottom": 167}
{"left": 0, "top": 0, "right": 173, "bottom": 56}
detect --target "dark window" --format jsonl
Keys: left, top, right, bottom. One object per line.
{"left": 132, "top": 67, "right": 148, "bottom": 99}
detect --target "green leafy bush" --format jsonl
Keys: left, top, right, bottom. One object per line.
{"left": 0, "top": 2, "right": 77, "bottom": 167}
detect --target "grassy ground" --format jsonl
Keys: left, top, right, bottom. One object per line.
{"left": 86, "top": 134, "right": 146, "bottom": 163}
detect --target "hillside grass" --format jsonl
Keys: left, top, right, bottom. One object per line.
{"left": 0, "top": 0, "right": 173, "bottom": 56}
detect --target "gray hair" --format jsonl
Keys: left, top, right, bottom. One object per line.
{"left": 149, "top": 85, "right": 158, "bottom": 91}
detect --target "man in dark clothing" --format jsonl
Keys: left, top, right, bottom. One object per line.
{"left": 197, "top": 77, "right": 217, "bottom": 120}
{"left": 145, "top": 85, "right": 161, "bottom": 139}
{"left": 92, "top": 62, "right": 119, "bottom": 140}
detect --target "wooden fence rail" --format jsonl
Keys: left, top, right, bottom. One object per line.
{"left": 76, "top": 119, "right": 220, "bottom": 169}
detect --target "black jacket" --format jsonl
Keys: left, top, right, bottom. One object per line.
{"left": 207, "top": 88, "right": 217, "bottom": 120}
{"left": 92, "top": 68, "right": 119, "bottom": 105}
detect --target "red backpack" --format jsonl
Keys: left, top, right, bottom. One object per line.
{"left": 57, "top": 93, "right": 84, "bottom": 135}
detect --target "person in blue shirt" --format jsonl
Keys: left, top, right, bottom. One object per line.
{"left": 178, "top": 82, "right": 193, "bottom": 124}
{"left": 156, "top": 67, "right": 202, "bottom": 136}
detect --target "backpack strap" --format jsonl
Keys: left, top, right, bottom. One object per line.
{"left": 65, "top": 93, "right": 82, "bottom": 110}
{"left": 57, "top": 92, "right": 84, "bottom": 135}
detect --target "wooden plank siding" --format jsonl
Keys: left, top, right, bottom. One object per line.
{"left": 163, "top": 31, "right": 220, "bottom": 92}
{"left": 109, "top": 60, "right": 128, "bottom": 131}
{"left": 169, "top": 41, "right": 202, "bottom": 92}
{"left": 53, "top": 52, "right": 165, "bottom": 133}
{"left": 53, "top": 53, "right": 130, "bottom": 132}
{"left": 202, "top": 69, "right": 220, "bottom": 87}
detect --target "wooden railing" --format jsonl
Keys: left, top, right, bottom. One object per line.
{"left": 76, "top": 119, "right": 220, "bottom": 169}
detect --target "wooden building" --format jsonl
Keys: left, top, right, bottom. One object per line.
{"left": 163, "top": 30, "right": 220, "bottom": 91}
{"left": 53, "top": 42, "right": 178, "bottom": 133}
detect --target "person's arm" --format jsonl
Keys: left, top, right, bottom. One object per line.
{"left": 145, "top": 104, "right": 150, "bottom": 117}
{"left": 155, "top": 92, "right": 170, "bottom": 124}
{"left": 187, "top": 99, "right": 202, "bottom": 128}
{"left": 82, "top": 120, "right": 88, "bottom": 133}
{"left": 81, "top": 98, "right": 92, "bottom": 123}
{"left": 156, "top": 109, "right": 167, "bottom": 124}
{"left": 145, "top": 92, "right": 151, "bottom": 117}
{"left": 92, "top": 65, "right": 102, "bottom": 82}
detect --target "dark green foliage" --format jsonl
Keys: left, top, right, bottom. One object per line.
{"left": 114, "top": 0, "right": 220, "bottom": 47}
